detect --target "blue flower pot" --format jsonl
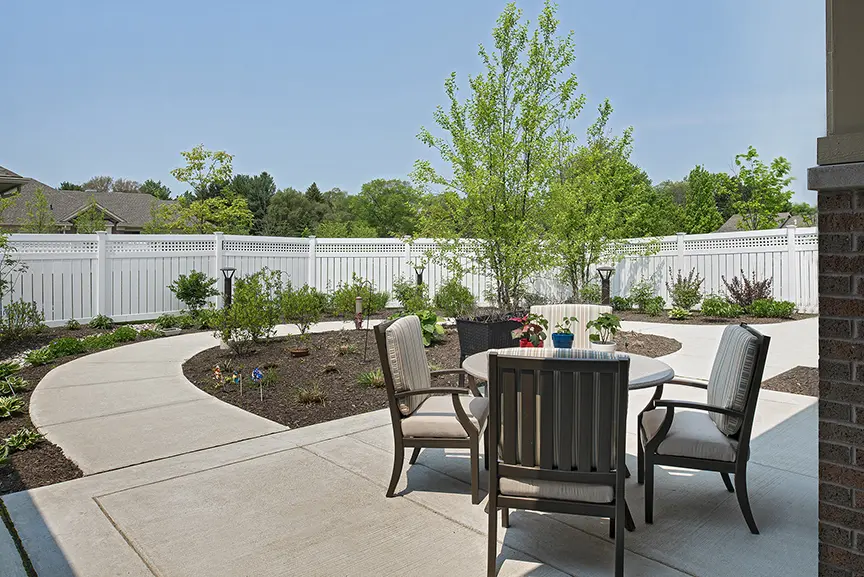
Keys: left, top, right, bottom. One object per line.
{"left": 551, "top": 333, "right": 574, "bottom": 349}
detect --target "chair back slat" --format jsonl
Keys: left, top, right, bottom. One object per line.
{"left": 538, "top": 370, "right": 555, "bottom": 469}
{"left": 596, "top": 372, "right": 614, "bottom": 472}
{"left": 576, "top": 372, "right": 594, "bottom": 472}
{"left": 502, "top": 368, "right": 518, "bottom": 464}
{"left": 520, "top": 370, "right": 537, "bottom": 468}
{"left": 557, "top": 370, "right": 575, "bottom": 470}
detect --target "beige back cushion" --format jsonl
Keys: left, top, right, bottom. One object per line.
{"left": 530, "top": 304, "right": 612, "bottom": 349}
{"left": 707, "top": 325, "right": 760, "bottom": 436}
{"left": 385, "top": 315, "right": 431, "bottom": 416}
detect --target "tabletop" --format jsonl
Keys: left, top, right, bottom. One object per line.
{"left": 461, "top": 348, "right": 675, "bottom": 390}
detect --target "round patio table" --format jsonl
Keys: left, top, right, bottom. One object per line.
{"left": 461, "top": 348, "right": 674, "bottom": 390}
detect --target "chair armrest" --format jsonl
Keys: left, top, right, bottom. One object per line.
{"left": 393, "top": 387, "right": 471, "bottom": 399}
{"left": 653, "top": 399, "right": 743, "bottom": 418}
{"left": 430, "top": 369, "right": 467, "bottom": 377}
{"left": 667, "top": 377, "right": 709, "bottom": 389}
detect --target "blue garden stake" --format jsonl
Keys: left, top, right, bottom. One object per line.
{"left": 252, "top": 368, "right": 264, "bottom": 401}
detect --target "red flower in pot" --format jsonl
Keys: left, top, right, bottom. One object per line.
{"left": 510, "top": 313, "right": 548, "bottom": 348}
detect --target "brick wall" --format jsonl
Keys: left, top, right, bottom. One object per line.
{"left": 819, "top": 186, "right": 864, "bottom": 576}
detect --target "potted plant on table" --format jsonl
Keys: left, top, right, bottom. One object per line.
{"left": 586, "top": 313, "right": 621, "bottom": 353}
{"left": 510, "top": 313, "right": 548, "bottom": 348}
{"left": 551, "top": 316, "right": 579, "bottom": 349}
{"left": 455, "top": 309, "right": 524, "bottom": 360}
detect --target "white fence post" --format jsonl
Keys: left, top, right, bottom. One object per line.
{"left": 95, "top": 231, "right": 109, "bottom": 317}
{"left": 404, "top": 238, "right": 412, "bottom": 279}
{"left": 675, "top": 232, "right": 686, "bottom": 273}
{"left": 786, "top": 226, "right": 798, "bottom": 304}
{"left": 307, "top": 236, "right": 317, "bottom": 290}
{"left": 213, "top": 232, "right": 224, "bottom": 308}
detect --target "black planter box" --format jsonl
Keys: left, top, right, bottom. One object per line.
{"left": 456, "top": 315, "right": 522, "bottom": 361}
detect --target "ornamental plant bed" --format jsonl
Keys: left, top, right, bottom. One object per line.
{"left": 182, "top": 328, "right": 682, "bottom": 428}
{"left": 761, "top": 366, "right": 817, "bottom": 397}
{"left": 614, "top": 310, "right": 813, "bottom": 325}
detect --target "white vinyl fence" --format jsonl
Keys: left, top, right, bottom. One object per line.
{"left": 0, "top": 228, "right": 818, "bottom": 326}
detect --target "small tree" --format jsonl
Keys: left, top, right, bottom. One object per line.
{"left": 684, "top": 166, "right": 725, "bottom": 234}
{"left": 731, "top": 146, "right": 794, "bottom": 230}
{"left": 81, "top": 176, "right": 113, "bottom": 193}
{"left": 168, "top": 271, "right": 219, "bottom": 314}
{"left": 140, "top": 179, "right": 172, "bottom": 200}
{"left": 22, "top": 187, "right": 56, "bottom": 233}
{"left": 170, "top": 145, "right": 234, "bottom": 200}
{"left": 281, "top": 284, "right": 327, "bottom": 334}
{"left": 74, "top": 196, "right": 105, "bottom": 233}
{"left": 0, "top": 195, "right": 27, "bottom": 310}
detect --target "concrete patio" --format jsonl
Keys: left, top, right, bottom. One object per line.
{"left": 1, "top": 319, "right": 818, "bottom": 576}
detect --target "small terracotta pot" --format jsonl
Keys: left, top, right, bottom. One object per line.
{"left": 289, "top": 347, "right": 310, "bottom": 358}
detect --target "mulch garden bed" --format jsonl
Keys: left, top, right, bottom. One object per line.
{"left": 615, "top": 310, "right": 814, "bottom": 325}
{"left": 761, "top": 366, "right": 818, "bottom": 397}
{"left": 0, "top": 325, "right": 202, "bottom": 496}
{"left": 182, "top": 328, "right": 682, "bottom": 428}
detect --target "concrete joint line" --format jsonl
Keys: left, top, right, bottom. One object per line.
{"left": 93, "top": 498, "right": 161, "bottom": 577}
{"left": 36, "top": 374, "right": 182, "bottom": 389}
{"left": 38, "top": 398, "right": 211, "bottom": 428}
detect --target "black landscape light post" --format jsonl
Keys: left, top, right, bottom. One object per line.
{"left": 221, "top": 267, "right": 236, "bottom": 308}
{"left": 413, "top": 262, "right": 426, "bottom": 286}
{"left": 596, "top": 265, "right": 615, "bottom": 306}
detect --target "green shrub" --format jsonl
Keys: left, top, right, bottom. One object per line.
{"left": 358, "top": 369, "right": 385, "bottom": 388}
{"left": 282, "top": 284, "right": 328, "bottom": 334}
{"left": 230, "top": 268, "right": 283, "bottom": 342}
{"left": 173, "top": 313, "right": 196, "bottom": 329}
{"left": 65, "top": 319, "right": 81, "bottom": 330}
{"left": 1, "top": 376, "right": 28, "bottom": 394}
{"left": 155, "top": 313, "right": 178, "bottom": 329}
{"left": 111, "top": 326, "right": 138, "bottom": 342}
{"left": 668, "top": 308, "right": 692, "bottom": 320}
{"left": 0, "top": 301, "right": 45, "bottom": 341}
{"left": 389, "top": 310, "right": 445, "bottom": 346}
{"left": 578, "top": 282, "right": 602, "bottom": 305}
{"left": 749, "top": 299, "right": 797, "bottom": 319}
{"left": 195, "top": 307, "right": 218, "bottom": 330}
{"left": 3, "top": 428, "right": 44, "bottom": 452}
{"left": 330, "top": 274, "right": 389, "bottom": 316}
{"left": 138, "top": 329, "right": 162, "bottom": 339}
{"left": 610, "top": 296, "right": 632, "bottom": 311}
{"left": 666, "top": 268, "right": 704, "bottom": 310}
{"left": 81, "top": 333, "right": 118, "bottom": 352}
{"left": 0, "top": 396, "right": 25, "bottom": 418}
{"left": 392, "top": 277, "right": 430, "bottom": 312}
{"left": 25, "top": 348, "right": 55, "bottom": 366}
{"left": 168, "top": 270, "right": 219, "bottom": 313}
{"left": 46, "top": 337, "right": 86, "bottom": 357}
{"left": 586, "top": 313, "right": 621, "bottom": 344}
{"left": 0, "top": 362, "right": 20, "bottom": 380}
{"left": 433, "top": 277, "right": 476, "bottom": 318}
{"left": 296, "top": 384, "right": 328, "bottom": 404}
{"left": 721, "top": 270, "right": 773, "bottom": 309}
{"left": 88, "top": 314, "right": 114, "bottom": 329}
{"left": 628, "top": 277, "right": 657, "bottom": 311}
{"left": 643, "top": 296, "right": 665, "bottom": 317}
{"left": 700, "top": 295, "right": 743, "bottom": 318}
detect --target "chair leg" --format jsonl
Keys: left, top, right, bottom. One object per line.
{"left": 470, "top": 438, "right": 481, "bottom": 505}
{"left": 614, "top": 503, "right": 625, "bottom": 577}
{"left": 624, "top": 502, "right": 636, "bottom": 532}
{"left": 721, "top": 472, "right": 735, "bottom": 493}
{"left": 387, "top": 441, "right": 404, "bottom": 498}
{"left": 501, "top": 507, "right": 509, "bottom": 528}
{"left": 487, "top": 497, "right": 498, "bottom": 577}
{"left": 637, "top": 438, "right": 645, "bottom": 485}
{"left": 734, "top": 467, "right": 759, "bottom": 534}
{"left": 609, "top": 516, "right": 615, "bottom": 539}
{"left": 644, "top": 455, "right": 654, "bottom": 524}
{"left": 484, "top": 429, "right": 490, "bottom": 471}
{"left": 409, "top": 447, "right": 421, "bottom": 465}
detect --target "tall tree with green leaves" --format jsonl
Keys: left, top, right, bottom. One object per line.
{"left": 59, "top": 181, "right": 84, "bottom": 191}
{"left": 140, "top": 179, "right": 173, "bottom": 200}
{"left": 353, "top": 179, "right": 420, "bottom": 237}
{"left": 316, "top": 220, "right": 378, "bottom": 238}
{"left": 304, "top": 182, "right": 323, "bottom": 203}
{"left": 112, "top": 178, "right": 141, "bottom": 193}
{"left": 263, "top": 188, "right": 325, "bottom": 237}
{"left": 684, "top": 166, "right": 726, "bottom": 234}
{"left": 170, "top": 145, "right": 234, "bottom": 200}
{"left": 81, "top": 176, "right": 113, "bottom": 193}
{"left": 231, "top": 172, "right": 276, "bottom": 235}
{"left": 414, "top": 1, "right": 584, "bottom": 308}
{"left": 145, "top": 196, "right": 253, "bottom": 234}
{"left": 730, "top": 146, "right": 793, "bottom": 230}
{"left": 22, "top": 187, "right": 57, "bottom": 233}
{"left": 786, "top": 200, "right": 816, "bottom": 225}
{"left": 73, "top": 196, "right": 106, "bottom": 233}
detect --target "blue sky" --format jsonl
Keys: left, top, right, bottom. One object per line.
{"left": 1, "top": 0, "right": 824, "bottom": 203}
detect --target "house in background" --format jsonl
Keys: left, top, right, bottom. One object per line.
{"left": 714, "top": 211, "right": 816, "bottom": 233}
{"left": 0, "top": 165, "right": 174, "bottom": 234}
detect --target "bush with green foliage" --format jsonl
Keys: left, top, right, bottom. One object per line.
{"left": 81, "top": 332, "right": 119, "bottom": 352}
{"left": 628, "top": 277, "right": 657, "bottom": 311}
{"left": 700, "top": 295, "right": 743, "bottom": 318}
{"left": 749, "top": 298, "right": 796, "bottom": 319}
{"left": 578, "top": 282, "right": 602, "bottom": 304}
{"left": 168, "top": 270, "right": 219, "bottom": 313}
{"left": 643, "top": 296, "right": 665, "bottom": 317}
{"left": 24, "top": 348, "right": 54, "bottom": 366}
{"left": 358, "top": 369, "right": 385, "bottom": 388}
{"left": 281, "top": 284, "right": 328, "bottom": 334}
{"left": 721, "top": 271, "right": 773, "bottom": 309}
{"left": 392, "top": 277, "right": 430, "bottom": 312}
{"left": 668, "top": 308, "right": 692, "bottom": 320}
{"left": 138, "top": 329, "right": 162, "bottom": 339}
{"left": 610, "top": 296, "right": 632, "bottom": 311}
{"left": 1, "top": 376, "right": 28, "bottom": 394}
{"left": 65, "top": 319, "right": 81, "bottom": 330}
{"left": 3, "top": 428, "right": 44, "bottom": 452}
{"left": 88, "top": 314, "right": 114, "bottom": 329}
{"left": 586, "top": 313, "right": 621, "bottom": 344}
{"left": 0, "top": 395, "right": 25, "bottom": 418}
{"left": 155, "top": 314, "right": 179, "bottom": 329}
{"left": 112, "top": 326, "right": 138, "bottom": 342}
{"left": 46, "top": 337, "right": 86, "bottom": 357}
{"left": 330, "top": 274, "right": 389, "bottom": 316}
{"left": 229, "top": 269, "right": 284, "bottom": 342}
{"left": 0, "top": 300, "right": 45, "bottom": 341}
{"left": 195, "top": 307, "right": 218, "bottom": 329}
{"left": 666, "top": 268, "right": 704, "bottom": 310}
{"left": 433, "top": 277, "right": 476, "bottom": 318}
{"left": 389, "top": 310, "right": 445, "bottom": 346}
{"left": 0, "top": 362, "right": 20, "bottom": 380}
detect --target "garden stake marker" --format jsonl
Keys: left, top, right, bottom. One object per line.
{"left": 252, "top": 368, "right": 264, "bottom": 402}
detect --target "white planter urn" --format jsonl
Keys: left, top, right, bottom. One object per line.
{"left": 590, "top": 341, "right": 617, "bottom": 354}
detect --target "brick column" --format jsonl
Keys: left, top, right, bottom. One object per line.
{"left": 809, "top": 163, "right": 864, "bottom": 576}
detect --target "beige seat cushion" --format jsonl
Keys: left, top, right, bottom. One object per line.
{"left": 641, "top": 408, "right": 738, "bottom": 462}
{"left": 499, "top": 477, "right": 613, "bottom": 503}
{"left": 401, "top": 395, "right": 489, "bottom": 438}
